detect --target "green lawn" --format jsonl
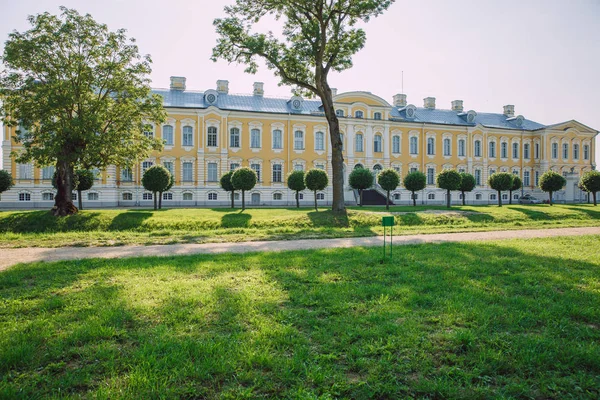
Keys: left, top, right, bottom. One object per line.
{"left": 1, "top": 236, "right": 599, "bottom": 398}
{"left": 0, "top": 204, "right": 599, "bottom": 248}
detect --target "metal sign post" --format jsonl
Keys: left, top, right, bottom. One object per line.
{"left": 382, "top": 216, "right": 395, "bottom": 259}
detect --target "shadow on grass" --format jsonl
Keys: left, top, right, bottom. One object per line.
{"left": 307, "top": 210, "right": 350, "bottom": 228}
{"left": 220, "top": 211, "right": 252, "bottom": 228}
{"left": 0, "top": 210, "right": 103, "bottom": 233}
{"left": 562, "top": 205, "right": 600, "bottom": 219}
{"left": 1, "top": 238, "right": 600, "bottom": 398}
{"left": 507, "top": 205, "right": 552, "bottom": 220}
{"left": 107, "top": 211, "right": 153, "bottom": 231}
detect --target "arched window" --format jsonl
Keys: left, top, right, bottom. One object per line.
{"left": 183, "top": 126, "right": 193, "bottom": 146}
{"left": 374, "top": 135, "right": 382, "bottom": 153}
{"left": 163, "top": 125, "right": 174, "bottom": 145}
{"left": 163, "top": 192, "right": 173, "bottom": 200}
{"left": 443, "top": 138, "right": 451, "bottom": 156}
{"left": 427, "top": 193, "right": 435, "bottom": 200}
{"left": 294, "top": 130, "right": 304, "bottom": 150}
{"left": 230, "top": 127, "right": 240, "bottom": 148}
{"left": 208, "top": 192, "right": 218, "bottom": 201}
{"left": 272, "top": 164, "right": 282, "bottom": 183}
{"left": 524, "top": 143, "right": 530, "bottom": 159}
{"left": 355, "top": 134, "right": 364, "bottom": 152}
{"left": 501, "top": 142, "right": 508, "bottom": 158}
{"left": 207, "top": 126, "right": 218, "bottom": 147}
{"left": 458, "top": 139, "right": 466, "bottom": 157}
{"left": 410, "top": 137, "right": 418, "bottom": 154}
{"left": 489, "top": 141, "right": 496, "bottom": 158}
{"left": 374, "top": 112, "right": 382, "bottom": 120}
{"left": 354, "top": 163, "right": 364, "bottom": 169}
{"left": 373, "top": 164, "right": 383, "bottom": 175}
{"left": 355, "top": 110, "right": 364, "bottom": 118}
{"left": 427, "top": 137, "right": 435, "bottom": 155}
{"left": 393, "top": 193, "right": 401, "bottom": 200}
{"left": 273, "top": 192, "right": 283, "bottom": 200}
{"left": 573, "top": 144, "right": 579, "bottom": 160}
{"left": 316, "top": 192, "right": 325, "bottom": 200}
{"left": 250, "top": 128, "right": 261, "bottom": 148}
{"left": 122, "top": 193, "right": 133, "bottom": 201}
{"left": 490, "top": 193, "right": 497, "bottom": 200}
{"left": 474, "top": 140, "right": 482, "bottom": 157}
{"left": 513, "top": 142, "right": 520, "bottom": 158}
{"left": 336, "top": 109, "right": 344, "bottom": 117}
{"left": 272, "top": 129, "right": 282, "bottom": 149}
{"left": 392, "top": 136, "right": 400, "bottom": 154}
{"left": 42, "top": 192, "right": 54, "bottom": 201}
{"left": 183, "top": 192, "right": 193, "bottom": 201}
{"left": 315, "top": 131, "right": 325, "bottom": 151}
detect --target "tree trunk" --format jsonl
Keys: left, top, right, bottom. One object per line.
{"left": 359, "top": 189, "right": 363, "bottom": 207}
{"left": 241, "top": 190, "right": 245, "bottom": 211}
{"left": 295, "top": 191, "right": 299, "bottom": 208}
{"left": 498, "top": 191, "right": 502, "bottom": 207}
{"left": 462, "top": 191, "right": 466, "bottom": 206}
{"left": 593, "top": 192, "right": 597, "bottom": 206}
{"left": 314, "top": 191, "right": 318, "bottom": 212}
{"left": 446, "top": 189, "right": 451, "bottom": 208}
{"left": 412, "top": 191, "right": 416, "bottom": 207}
{"left": 316, "top": 75, "right": 345, "bottom": 215}
{"left": 509, "top": 190, "right": 513, "bottom": 205}
{"left": 386, "top": 190, "right": 390, "bottom": 211}
{"left": 77, "top": 189, "right": 83, "bottom": 210}
{"left": 52, "top": 159, "right": 78, "bottom": 216}
{"left": 231, "top": 191, "right": 235, "bottom": 209}
{"left": 549, "top": 191, "right": 553, "bottom": 206}
{"left": 153, "top": 192, "right": 157, "bottom": 210}
{"left": 159, "top": 192, "right": 163, "bottom": 209}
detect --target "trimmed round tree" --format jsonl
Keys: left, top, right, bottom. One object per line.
{"left": 0, "top": 170, "right": 14, "bottom": 195}
{"left": 488, "top": 172, "right": 513, "bottom": 207}
{"left": 231, "top": 167, "right": 257, "bottom": 211}
{"left": 52, "top": 169, "right": 95, "bottom": 210}
{"left": 509, "top": 176, "right": 522, "bottom": 205}
{"left": 305, "top": 169, "right": 329, "bottom": 211}
{"left": 377, "top": 169, "right": 400, "bottom": 210}
{"left": 403, "top": 171, "right": 426, "bottom": 207}
{"left": 580, "top": 170, "right": 600, "bottom": 206}
{"left": 349, "top": 167, "right": 373, "bottom": 207}
{"left": 539, "top": 170, "right": 566, "bottom": 206}
{"left": 458, "top": 173, "right": 476, "bottom": 206}
{"left": 436, "top": 169, "right": 461, "bottom": 208}
{"left": 159, "top": 173, "right": 175, "bottom": 210}
{"left": 142, "top": 165, "right": 171, "bottom": 210}
{"left": 220, "top": 170, "right": 236, "bottom": 209}
{"left": 287, "top": 170, "right": 306, "bottom": 209}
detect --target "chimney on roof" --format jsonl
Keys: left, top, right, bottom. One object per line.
{"left": 503, "top": 105, "right": 515, "bottom": 117}
{"left": 253, "top": 82, "right": 264, "bottom": 96}
{"left": 424, "top": 97, "right": 436, "bottom": 109}
{"left": 331, "top": 88, "right": 338, "bottom": 96}
{"left": 451, "top": 100, "right": 464, "bottom": 112}
{"left": 170, "top": 76, "right": 186, "bottom": 91}
{"left": 217, "top": 80, "right": 229, "bottom": 94}
{"left": 393, "top": 93, "right": 407, "bottom": 107}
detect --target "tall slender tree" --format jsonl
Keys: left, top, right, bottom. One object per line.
{"left": 212, "top": 0, "right": 394, "bottom": 215}
{"left": 0, "top": 7, "right": 165, "bottom": 216}
{"left": 458, "top": 173, "right": 476, "bottom": 206}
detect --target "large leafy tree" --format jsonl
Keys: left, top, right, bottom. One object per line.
{"left": 580, "top": 170, "right": 600, "bottom": 206}
{"left": 53, "top": 169, "right": 95, "bottom": 210}
{"left": 539, "top": 170, "right": 566, "bottom": 206}
{"left": 212, "top": 0, "right": 394, "bottom": 216}
{"left": 458, "top": 173, "right": 476, "bottom": 206}
{"left": 377, "top": 168, "right": 399, "bottom": 210}
{"left": 287, "top": 170, "right": 306, "bottom": 208}
{"left": 488, "top": 172, "right": 513, "bottom": 207}
{"left": 0, "top": 7, "right": 166, "bottom": 216}
{"left": 403, "top": 171, "right": 426, "bottom": 207}
{"left": 436, "top": 169, "right": 461, "bottom": 209}
{"left": 0, "top": 170, "right": 14, "bottom": 195}
{"left": 305, "top": 169, "right": 329, "bottom": 212}
{"left": 349, "top": 167, "right": 373, "bottom": 207}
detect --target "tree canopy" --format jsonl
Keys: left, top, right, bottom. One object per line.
{"left": 212, "top": 0, "right": 394, "bottom": 215}
{"left": 0, "top": 170, "right": 14, "bottom": 194}
{"left": 488, "top": 172, "right": 513, "bottom": 207}
{"left": 436, "top": 169, "right": 461, "bottom": 208}
{"left": 539, "top": 170, "right": 566, "bottom": 206}
{"left": 0, "top": 7, "right": 166, "bottom": 215}
{"left": 403, "top": 171, "right": 426, "bottom": 207}
{"left": 377, "top": 169, "right": 400, "bottom": 210}
{"left": 349, "top": 167, "right": 373, "bottom": 207}
{"left": 580, "top": 170, "right": 600, "bottom": 206}
{"left": 287, "top": 170, "right": 306, "bottom": 208}
{"left": 305, "top": 169, "right": 329, "bottom": 211}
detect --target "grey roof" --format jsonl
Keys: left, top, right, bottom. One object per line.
{"left": 153, "top": 89, "right": 547, "bottom": 131}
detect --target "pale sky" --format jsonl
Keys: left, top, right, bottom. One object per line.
{"left": 1, "top": 0, "right": 599, "bottom": 162}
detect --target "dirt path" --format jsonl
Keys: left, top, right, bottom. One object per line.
{"left": 1, "top": 226, "right": 599, "bottom": 271}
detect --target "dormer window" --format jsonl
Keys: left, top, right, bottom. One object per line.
{"left": 289, "top": 96, "right": 303, "bottom": 111}
{"left": 355, "top": 110, "right": 364, "bottom": 118}
{"left": 204, "top": 89, "right": 219, "bottom": 105}
{"left": 405, "top": 105, "right": 417, "bottom": 119}
{"left": 336, "top": 109, "right": 344, "bottom": 117}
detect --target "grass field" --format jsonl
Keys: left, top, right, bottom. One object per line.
{"left": 0, "top": 204, "right": 599, "bottom": 248}
{"left": 1, "top": 236, "right": 599, "bottom": 398}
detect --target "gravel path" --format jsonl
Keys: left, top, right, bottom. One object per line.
{"left": 1, "top": 226, "right": 599, "bottom": 271}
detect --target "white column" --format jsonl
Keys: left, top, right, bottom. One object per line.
{"left": 365, "top": 125, "right": 374, "bottom": 165}
{"left": 346, "top": 124, "right": 354, "bottom": 158}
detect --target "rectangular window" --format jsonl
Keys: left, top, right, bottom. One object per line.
{"left": 19, "top": 193, "right": 31, "bottom": 201}
{"left": 512, "top": 143, "right": 519, "bottom": 159}
{"left": 356, "top": 134, "right": 364, "bottom": 152}
{"left": 183, "top": 193, "right": 193, "bottom": 201}
{"left": 42, "top": 192, "right": 54, "bottom": 201}
{"left": 523, "top": 170, "right": 530, "bottom": 186}
{"left": 251, "top": 128, "right": 261, "bottom": 148}
{"left": 92, "top": 168, "right": 101, "bottom": 181}
{"left": 142, "top": 161, "right": 153, "bottom": 174}
{"left": 410, "top": 137, "right": 418, "bottom": 155}
{"left": 294, "top": 131, "right": 304, "bottom": 150}
{"left": 42, "top": 166, "right": 54, "bottom": 180}
{"left": 122, "top": 193, "right": 133, "bottom": 201}
{"left": 427, "top": 138, "right": 435, "bottom": 155}
{"left": 410, "top": 167, "right": 417, "bottom": 173}
{"left": 272, "top": 164, "right": 282, "bottom": 183}
{"left": 535, "top": 171, "right": 540, "bottom": 187}
{"left": 458, "top": 139, "right": 465, "bottom": 157}
{"left": 294, "top": 164, "right": 304, "bottom": 171}
{"left": 272, "top": 129, "right": 282, "bottom": 149}
{"left": 121, "top": 168, "right": 133, "bottom": 182}
{"left": 230, "top": 163, "right": 240, "bottom": 171}
{"left": 207, "top": 162, "right": 217, "bottom": 182}
{"left": 143, "top": 128, "right": 154, "bottom": 138}
{"left": 475, "top": 169, "right": 481, "bottom": 186}
{"left": 427, "top": 168, "right": 434, "bottom": 185}
{"left": 443, "top": 138, "right": 451, "bottom": 156}
{"left": 315, "top": 132, "right": 325, "bottom": 151}
{"left": 535, "top": 143, "right": 540, "bottom": 159}
{"left": 488, "top": 141, "right": 496, "bottom": 158}
{"left": 88, "top": 193, "right": 99, "bottom": 201}
{"left": 563, "top": 143, "right": 568, "bottom": 159}
{"left": 524, "top": 143, "right": 530, "bottom": 159}
{"left": 374, "top": 136, "right": 382, "bottom": 153}
{"left": 143, "top": 193, "right": 153, "bottom": 200}
{"left": 162, "top": 192, "right": 173, "bottom": 200}
{"left": 316, "top": 164, "right": 325, "bottom": 170}
{"left": 392, "top": 136, "right": 400, "bottom": 154}
{"left": 18, "top": 164, "right": 31, "bottom": 180}
{"left": 552, "top": 143, "right": 558, "bottom": 159}
{"left": 251, "top": 163, "right": 261, "bottom": 181}
{"left": 183, "top": 126, "right": 193, "bottom": 146}
{"left": 501, "top": 142, "right": 508, "bottom": 158}
{"left": 163, "top": 125, "right": 174, "bottom": 145}
{"left": 584, "top": 145, "right": 589, "bottom": 160}
{"left": 573, "top": 144, "right": 579, "bottom": 160}
{"left": 230, "top": 128, "right": 240, "bottom": 148}
{"left": 207, "top": 127, "right": 218, "bottom": 147}
{"left": 163, "top": 162, "right": 174, "bottom": 176}
{"left": 183, "top": 162, "right": 193, "bottom": 182}
{"left": 374, "top": 112, "right": 382, "bottom": 120}
{"left": 474, "top": 141, "right": 481, "bottom": 157}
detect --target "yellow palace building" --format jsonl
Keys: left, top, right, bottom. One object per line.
{"left": 1, "top": 76, "right": 598, "bottom": 208}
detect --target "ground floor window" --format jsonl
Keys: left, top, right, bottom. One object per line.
{"left": 316, "top": 192, "right": 325, "bottom": 200}
{"left": 143, "top": 193, "right": 153, "bottom": 200}
{"left": 42, "top": 192, "right": 54, "bottom": 201}
{"left": 513, "top": 194, "right": 519, "bottom": 200}
{"left": 208, "top": 192, "right": 218, "bottom": 201}
{"left": 88, "top": 193, "right": 99, "bottom": 201}
{"left": 490, "top": 193, "right": 497, "bottom": 200}
{"left": 273, "top": 193, "right": 283, "bottom": 200}
{"left": 393, "top": 193, "right": 400, "bottom": 200}
{"left": 122, "top": 193, "right": 133, "bottom": 201}
{"left": 183, "top": 192, "right": 193, "bottom": 201}
{"left": 19, "top": 193, "right": 31, "bottom": 201}
{"left": 502, "top": 194, "right": 508, "bottom": 201}
{"left": 475, "top": 193, "right": 482, "bottom": 200}
{"left": 427, "top": 193, "right": 435, "bottom": 200}
{"left": 163, "top": 192, "right": 173, "bottom": 201}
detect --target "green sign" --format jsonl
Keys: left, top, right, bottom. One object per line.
{"left": 382, "top": 216, "right": 395, "bottom": 227}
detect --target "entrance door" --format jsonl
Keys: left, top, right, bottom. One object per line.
{"left": 251, "top": 193, "right": 261, "bottom": 205}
